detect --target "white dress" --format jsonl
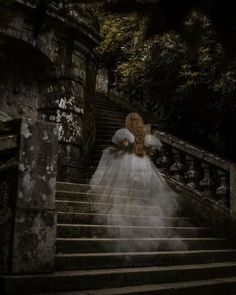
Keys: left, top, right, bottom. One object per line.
{"left": 89, "top": 128, "right": 178, "bottom": 208}
{"left": 89, "top": 129, "right": 185, "bottom": 250}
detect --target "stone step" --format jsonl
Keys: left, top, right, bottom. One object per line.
{"left": 96, "top": 125, "right": 124, "bottom": 131}
{"left": 95, "top": 139, "right": 112, "bottom": 144}
{"left": 57, "top": 224, "right": 213, "bottom": 239}
{"left": 94, "top": 105, "right": 127, "bottom": 114}
{"left": 95, "top": 108, "right": 125, "bottom": 115}
{"left": 37, "top": 276, "right": 236, "bottom": 295}
{"left": 56, "top": 191, "right": 183, "bottom": 207}
{"left": 94, "top": 144, "right": 113, "bottom": 150}
{"left": 96, "top": 124, "right": 124, "bottom": 130}
{"left": 87, "top": 151, "right": 106, "bottom": 159}
{"left": 56, "top": 182, "right": 181, "bottom": 202}
{"left": 56, "top": 238, "right": 228, "bottom": 254}
{"left": 3, "top": 262, "right": 236, "bottom": 294}
{"left": 95, "top": 102, "right": 126, "bottom": 110}
{"left": 57, "top": 212, "right": 194, "bottom": 227}
{"left": 95, "top": 132, "right": 121, "bottom": 138}
{"left": 56, "top": 249, "right": 236, "bottom": 271}
{"left": 56, "top": 182, "right": 162, "bottom": 195}
{"left": 96, "top": 118, "right": 124, "bottom": 123}
{"left": 78, "top": 178, "right": 92, "bottom": 184}
{"left": 96, "top": 133, "right": 117, "bottom": 138}
{"left": 55, "top": 200, "right": 182, "bottom": 217}
{"left": 95, "top": 111, "right": 127, "bottom": 119}
{"left": 95, "top": 110, "right": 125, "bottom": 117}
{"left": 95, "top": 114, "right": 126, "bottom": 120}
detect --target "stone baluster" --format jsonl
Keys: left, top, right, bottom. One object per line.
{"left": 185, "top": 155, "right": 200, "bottom": 189}
{"left": 199, "top": 162, "right": 214, "bottom": 197}
{"left": 169, "top": 148, "right": 185, "bottom": 182}
{"left": 155, "top": 144, "right": 172, "bottom": 175}
{"left": 216, "top": 169, "right": 229, "bottom": 206}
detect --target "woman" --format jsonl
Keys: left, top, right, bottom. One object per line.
{"left": 89, "top": 113, "right": 184, "bottom": 249}
{"left": 90, "top": 112, "right": 177, "bottom": 203}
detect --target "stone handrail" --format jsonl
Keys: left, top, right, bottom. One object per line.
{"left": 151, "top": 125, "right": 236, "bottom": 218}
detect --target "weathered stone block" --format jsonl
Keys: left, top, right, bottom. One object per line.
{"left": 12, "top": 209, "right": 57, "bottom": 274}
{"left": 17, "top": 118, "right": 58, "bottom": 210}
{"left": 230, "top": 164, "right": 236, "bottom": 219}
{"left": 0, "top": 212, "right": 12, "bottom": 274}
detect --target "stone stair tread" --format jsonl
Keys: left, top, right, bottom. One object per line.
{"left": 55, "top": 200, "right": 181, "bottom": 213}
{"left": 58, "top": 211, "right": 193, "bottom": 220}
{"left": 56, "top": 225, "right": 214, "bottom": 239}
{"left": 57, "top": 182, "right": 153, "bottom": 193}
{"left": 56, "top": 249, "right": 236, "bottom": 258}
{"left": 38, "top": 276, "right": 236, "bottom": 294}
{"left": 56, "top": 190, "right": 182, "bottom": 203}
{"left": 56, "top": 237, "right": 228, "bottom": 251}
{"left": 57, "top": 211, "right": 193, "bottom": 226}
{"left": 5, "top": 261, "right": 236, "bottom": 278}
{"left": 55, "top": 248, "right": 236, "bottom": 270}
{"left": 57, "top": 224, "right": 209, "bottom": 230}
{"left": 57, "top": 237, "right": 226, "bottom": 241}
{"left": 57, "top": 211, "right": 192, "bottom": 220}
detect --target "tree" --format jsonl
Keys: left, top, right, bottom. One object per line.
{"left": 98, "top": 10, "right": 236, "bottom": 160}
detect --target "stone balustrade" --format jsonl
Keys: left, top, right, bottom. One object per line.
{"left": 151, "top": 125, "right": 236, "bottom": 218}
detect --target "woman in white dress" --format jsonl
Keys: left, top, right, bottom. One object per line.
{"left": 89, "top": 113, "right": 185, "bottom": 249}
{"left": 89, "top": 112, "right": 178, "bottom": 213}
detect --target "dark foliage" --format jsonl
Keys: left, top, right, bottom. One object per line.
{"left": 103, "top": 0, "right": 236, "bottom": 60}
{"left": 98, "top": 11, "right": 236, "bottom": 161}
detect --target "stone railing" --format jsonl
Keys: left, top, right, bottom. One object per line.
{"left": 151, "top": 125, "right": 236, "bottom": 219}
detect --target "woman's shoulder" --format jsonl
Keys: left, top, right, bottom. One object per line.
{"left": 112, "top": 128, "right": 135, "bottom": 144}
{"left": 144, "top": 134, "right": 162, "bottom": 150}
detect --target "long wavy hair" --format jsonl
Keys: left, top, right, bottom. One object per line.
{"left": 125, "top": 112, "right": 146, "bottom": 157}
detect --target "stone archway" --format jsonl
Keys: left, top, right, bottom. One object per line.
{"left": 0, "top": 34, "right": 55, "bottom": 121}
{"left": 0, "top": 1, "right": 99, "bottom": 182}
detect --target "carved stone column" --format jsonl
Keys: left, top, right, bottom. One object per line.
{"left": 170, "top": 148, "right": 185, "bottom": 181}
{"left": 185, "top": 155, "right": 200, "bottom": 189}
{"left": 199, "top": 162, "right": 214, "bottom": 197}
{"left": 216, "top": 169, "right": 229, "bottom": 206}
{"left": 156, "top": 144, "right": 172, "bottom": 175}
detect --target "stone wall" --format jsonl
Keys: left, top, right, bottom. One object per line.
{"left": 0, "top": 51, "right": 41, "bottom": 120}
{"left": 0, "top": 118, "right": 58, "bottom": 275}
{"left": 0, "top": 1, "right": 99, "bottom": 182}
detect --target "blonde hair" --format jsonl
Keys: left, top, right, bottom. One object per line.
{"left": 125, "top": 112, "right": 146, "bottom": 157}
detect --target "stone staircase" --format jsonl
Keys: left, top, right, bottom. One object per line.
{"left": 81, "top": 93, "right": 129, "bottom": 183}
{"left": 2, "top": 94, "right": 236, "bottom": 294}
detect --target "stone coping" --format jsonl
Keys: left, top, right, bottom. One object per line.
{"left": 152, "top": 127, "right": 234, "bottom": 172}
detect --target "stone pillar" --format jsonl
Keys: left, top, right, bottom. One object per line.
{"left": 40, "top": 78, "right": 84, "bottom": 182}
{"left": 11, "top": 118, "right": 58, "bottom": 274}
{"left": 39, "top": 44, "right": 97, "bottom": 182}
{"left": 230, "top": 164, "right": 236, "bottom": 219}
